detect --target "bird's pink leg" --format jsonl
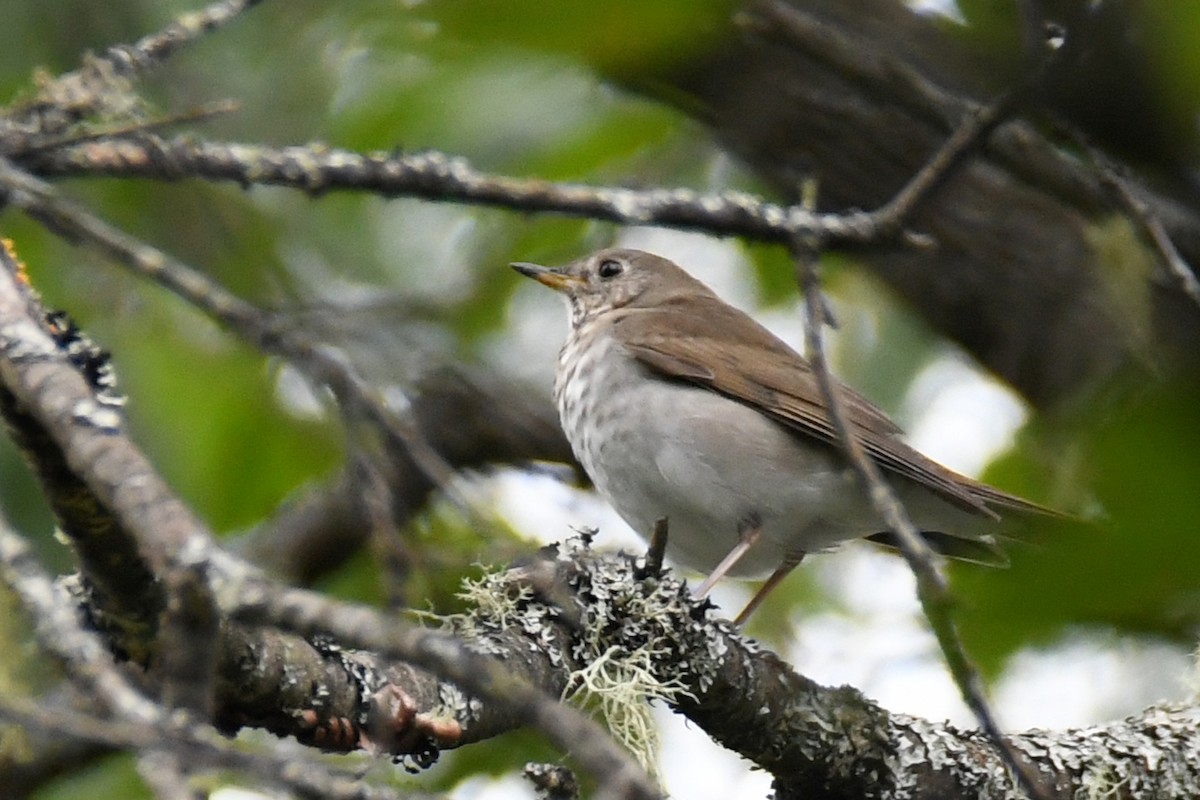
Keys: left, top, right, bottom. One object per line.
{"left": 691, "top": 524, "right": 761, "bottom": 600}
{"left": 734, "top": 552, "right": 805, "bottom": 626}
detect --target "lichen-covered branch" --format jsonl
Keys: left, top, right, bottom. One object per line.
{"left": 0, "top": 311, "right": 163, "bottom": 664}
{"left": 21, "top": 135, "right": 899, "bottom": 247}
{"left": 0, "top": 239, "right": 193, "bottom": 667}
{"left": 0, "top": 239, "right": 660, "bottom": 800}
{"left": 395, "top": 539, "right": 1200, "bottom": 800}
{"left": 0, "top": 525, "right": 411, "bottom": 800}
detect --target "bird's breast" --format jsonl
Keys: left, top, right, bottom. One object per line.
{"left": 552, "top": 322, "right": 919, "bottom": 575}
{"left": 554, "top": 322, "right": 635, "bottom": 481}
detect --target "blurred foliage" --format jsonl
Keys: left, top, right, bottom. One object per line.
{"left": 823, "top": 264, "right": 945, "bottom": 420}
{"left": 414, "top": 0, "right": 734, "bottom": 80}
{"left": 0, "top": 581, "right": 55, "bottom": 693}
{"left": 33, "top": 753, "right": 149, "bottom": 800}
{"left": 0, "top": 0, "right": 1196, "bottom": 796}
{"left": 957, "top": 375, "right": 1200, "bottom": 676}
{"left": 0, "top": 582, "right": 54, "bottom": 770}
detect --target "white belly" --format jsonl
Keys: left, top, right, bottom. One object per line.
{"left": 555, "top": 327, "right": 885, "bottom": 577}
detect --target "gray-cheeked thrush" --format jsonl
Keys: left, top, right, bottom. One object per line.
{"left": 513, "top": 248, "right": 1053, "bottom": 624}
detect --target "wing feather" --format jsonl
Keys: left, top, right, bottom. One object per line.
{"left": 613, "top": 297, "right": 1051, "bottom": 518}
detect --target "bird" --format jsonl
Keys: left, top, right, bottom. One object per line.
{"left": 512, "top": 248, "right": 1055, "bottom": 625}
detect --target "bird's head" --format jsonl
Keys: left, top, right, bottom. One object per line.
{"left": 512, "top": 248, "right": 711, "bottom": 326}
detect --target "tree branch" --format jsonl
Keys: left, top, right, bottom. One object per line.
{"left": 0, "top": 239, "right": 661, "bottom": 800}
{"left": 20, "top": 135, "right": 915, "bottom": 247}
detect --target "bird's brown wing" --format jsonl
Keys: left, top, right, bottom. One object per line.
{"left": 613, "top": 296, "right": 1049, "bottom": 518}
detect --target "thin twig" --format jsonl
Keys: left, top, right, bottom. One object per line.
{"left": 0, "top": 156, "right": 462, "bottom": 506}
{"left": 777, "top": 32, "right": 1071, "bottom": 797}
{"left": 871, "top": 89, "right": 1030, "bottom": 235}
{"left": 789, "top": 97, "right": 1058, "bottom": 797}
{"left": 792, "top": 235, "right": 1047, "bottom": 798}
{"left": 21, "top": 100, "right": 241, "bottom": 154}
{"left": 2, "top": 0, "right": 262, "bottom": 148}
{"left": 91, "top": 0, "right": 266, "bottom": 79}
{"left": 872, "top": 15, "right": 1067, "bottom": 234}
{"left": 1085, "top": 142, "right": 1200, "bottom": 309}
{"left": 26, "top": 135, "right": 920, "bottom": 248}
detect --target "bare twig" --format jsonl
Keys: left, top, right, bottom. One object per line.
{"left": 25, "top": 135, "right": 921, "bottom": 248}
{"left": 871, "top": 90, "right": 1029, "bottom": 234}
{"left": 788, "top": 109, "right": 1057, "bottom": 800}
{"left": 1085, "top": 144, "right": 1200, "bottom": 309}
{"left": 792, "top": 235, "right": 1047, "bottom": 798}
{"left": 872, "top": 10, "right": 1068, "bottom": 233}
{"left": 82, "top": 0, "right": 265, "bottom": 81}
{"left": 773, "top": 28, "right": 1074, "bottom": 795}
{"left": 21, "top": 100, "right": 241, "bottom": 154}
{"left": 1, "top": 0, "right": 262, "bottom": 150}
{"left": 0, "top": 156, "right": 462, "bottom": 505}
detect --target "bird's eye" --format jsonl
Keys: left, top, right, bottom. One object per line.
{"left": 597, "top": 259, "right": 624, "bottom": 279}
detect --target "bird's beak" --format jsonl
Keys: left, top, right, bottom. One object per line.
{"left": 511, "top": 262, "right": 582, "bottom": 292}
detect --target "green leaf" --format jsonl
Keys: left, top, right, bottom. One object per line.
{"left": 954, "top": 375, "right": 1200, "bottom": 676}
